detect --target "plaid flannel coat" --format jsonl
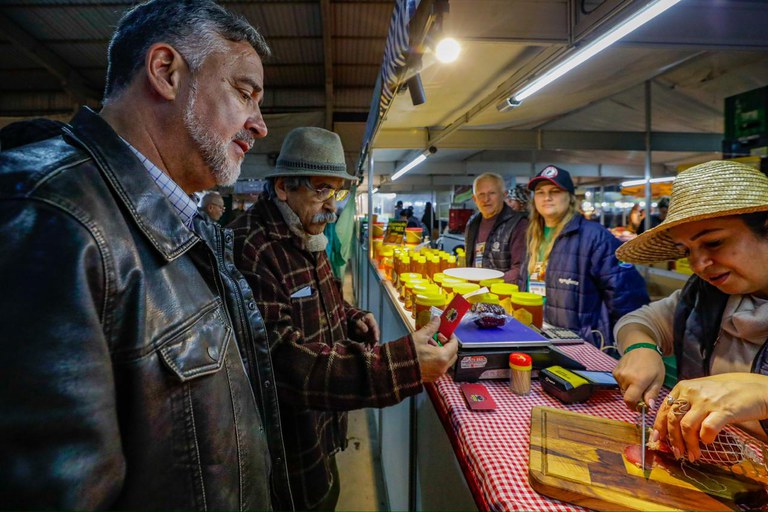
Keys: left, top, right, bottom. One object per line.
{"left": 230, "top": 197, "right": 423, "bottom": 509}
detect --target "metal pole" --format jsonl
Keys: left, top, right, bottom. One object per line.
{"left": 644, "top": 80, "right": 652, "bottom": 231}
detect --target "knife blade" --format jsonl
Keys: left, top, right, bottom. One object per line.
{"left": 637, "top": 401, "right": 647, "bottom": 474}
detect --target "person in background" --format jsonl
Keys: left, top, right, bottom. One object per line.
{"left": 521, "top": 165, "right": 649, "bottom": 349}
{"left": 394, "top": 199, "right": 403, "bottom": 220}
{"left": 505, "top": 184, "right": 530, "bottom": 214}
{"left": 421, "top": 201, "right": 437, "bottom": 238}
{"left": 0, "top": 1, "right": 288, "bottom": 509}
{"left": 613, "top": 161, "right": 768, "bottom": 462}
{"left": 405, "top": 206, "right": 422, "bottom": 229}
{"left": 230, "top": 127, "right": 457, "bottom": 511}
{"left": 628, "top": 203, "right": 646, "bottom": 234}
{"left": 636, "top": 197, "right": 669, "bottom": 235}
{"left": 198, "top": 190, "right": 226, "bottom": 223}
{"left": 465, "top": 172, "right": 528, "bottom": 283}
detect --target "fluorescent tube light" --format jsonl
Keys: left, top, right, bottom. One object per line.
{"left": 620, "top": 176, "right": 676, "bottom": 187}
{"left": 508, "top": 0, "right": 682, "bottom": 104}
{"left": 391, "top": 146, "right": 437, "bottom": 181}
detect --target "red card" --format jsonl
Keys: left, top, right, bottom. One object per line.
{"left": 460, "top": 383, "right": 497, "bottom": 411}
{"left": 438, "top": 293, "right": 471, "bottom": 339}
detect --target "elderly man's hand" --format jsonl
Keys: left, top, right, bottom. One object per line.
{"left": 351, "top": 313, "right": 380, "bottom": 344}
{"left": 412, "top": 317, "right": 458, "bottom": 383}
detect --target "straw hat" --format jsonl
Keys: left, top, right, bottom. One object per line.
{"left": 263, "top": 126, "right": 355, "bottom": 181}
{"left": 616, "top": 160, "right": 768, "bottom": 264}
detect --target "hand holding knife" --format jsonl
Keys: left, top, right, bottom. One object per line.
{"left": 636, "top": 401, "right": 647, "bottom": 474}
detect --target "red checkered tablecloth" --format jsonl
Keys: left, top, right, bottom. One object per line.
{"left": 430, "top": 344, "right": 643, "bottom": 512}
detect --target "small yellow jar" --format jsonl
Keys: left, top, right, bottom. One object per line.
{"left": 479, "top": 277, "right": 505, "bottom": 288}
{"left": 467, "top": 292, "right": 500, "bottom": 305}
{"left": 490, "top": 283, "right": 519, "bottom": 314}
{"left": 444, "top": 282, "right": 480, "bottom": 301}
{"left": 414, "top": 293, "right": 448, "bottom": 328}
{"left": 403, "top": 279, "right": 427, "bottom": 310}
{"left": 510, "top": 292, "right": 544, "bottom": 328}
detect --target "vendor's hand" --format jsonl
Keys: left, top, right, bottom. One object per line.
{"left": 351, "top": 313, "right": 380, "bottom": 344}
{"left": 412, "top": 317, "right": 458, "bottom": 383}
{"left": 653, "top": 373, "right": 768, "bottom": 462}
{"left": 613, "top": 347, "right": 665, "bottom": 411}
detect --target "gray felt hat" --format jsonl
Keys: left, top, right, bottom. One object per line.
{"left": 263, "top": 126, "right": 355, "bottom": 181}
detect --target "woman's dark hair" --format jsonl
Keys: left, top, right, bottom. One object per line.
{"left": 741, "top": 211, "right": 768, "bottom": 239}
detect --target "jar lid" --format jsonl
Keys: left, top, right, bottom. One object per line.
{"left": 405, "top": 279, "right": 426, "bottom": 289}
{"left": 412, "top": 284, "right": 440, "bottom": 293}
{"left": 467, "top": 293, "right": 499, "bottom": 304}
{"left": 432, "top": 272, "right": 446, "bottom": 283}
{"left": 490, "top": 283, "right": 519, "bottom": 295}
{"left": 511, "top": 291, "right": 544, "bottom": 306}
{"left": 479, "top": 278, "right": 505, "bottom": 287}
{"left": 399, "top": 273, "right": 422, "bottom": 282}
{"left": 509, "top": 352, "right": 532, "bottom": 369}
{"left": 452, "top": 283, "right": 480, "bottom": 295}
{"left": 415, "top": 293, "right": 447, "bottom": 306}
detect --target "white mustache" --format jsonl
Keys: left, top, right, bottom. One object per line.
{"left": 312, "top": 211, "right": 337, "bottom": 224}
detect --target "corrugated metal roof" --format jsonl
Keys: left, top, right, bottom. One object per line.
{"left": 3, "top": 5, "right": 122, "bottom": 40}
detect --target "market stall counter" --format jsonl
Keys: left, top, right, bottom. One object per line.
{"left": 352, "top": 240, "right": 649, "bottom": 511}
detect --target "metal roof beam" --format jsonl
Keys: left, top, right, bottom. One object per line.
{"left": 374, "top": 129, "right": 722, "bottom": 153}
{"left": 0, "top": 12, "right": 99, "bottom": 102}
{"left": 320, "top": 0, "right": 334, "bottom": 129}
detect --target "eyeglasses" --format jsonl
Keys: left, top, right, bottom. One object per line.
{"left": 211, "top": 203, "right": 226, "bottom": 211}
{"left": 304, "top": 184, "right": 349, "bottom": 202}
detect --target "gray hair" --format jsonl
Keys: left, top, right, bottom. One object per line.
{"left": 104, "top": 0, "right": 271, "bottom": 102}
{"left": 473, "top": 172, "right": 505, "bottom": 194}
{"left": 201, "top": 191, "right": 223, "bottom": 208}
{"left": 264, "top": 176, "right": 312, "bottom": 200}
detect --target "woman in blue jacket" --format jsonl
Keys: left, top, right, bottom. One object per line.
{"left": 519, "top": 165, "right": 649, "bottom": 349}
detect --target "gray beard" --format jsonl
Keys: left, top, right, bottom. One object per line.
{"left": 183, "top": 80, "right": 250, "bottom": 186}
{"left": 273, "top": 198, "right": 329, "bottom": 252}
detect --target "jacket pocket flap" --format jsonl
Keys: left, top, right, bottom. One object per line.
{"left": 159, "top": 303, "right": 232, "bottom": 382}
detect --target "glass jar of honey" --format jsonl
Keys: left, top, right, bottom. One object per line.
{"left": 467, "top": 292, "right": 499, "bottom": 305}
{"left": 510, "top": 292, "right": 544, "bottom": 328}
{"left": 446, "top": 282, "right": 480, "bottom": 302}
{"left": 379, "top": 246, "right": 394, "bottom": 279}
{"left": 479, "top": 277, "right": 505, "bottom": 288}
{"left": 397, "top": 272, "right": 421, "bottom": 295}
{"left": 490, "top": 283, "right": 519, "bottom": 314}
{"left": 427, "top": 256, "right": 441, "bottom": 281}
{"left": 403, "top": 279, "right": 427, "bottom": 310}
{"left": 414, "top": 293, "right": 447, "bottom": 328}
{"left": 410, "top": 284, "right": 440, "bottom": 316}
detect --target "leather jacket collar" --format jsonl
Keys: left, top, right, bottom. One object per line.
{"left": 64, "top": 107, "right": 198, "bottom": 262}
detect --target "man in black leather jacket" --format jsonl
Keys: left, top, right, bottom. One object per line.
{"left": 0, "top": 1, "right": 293, "bottom": 509}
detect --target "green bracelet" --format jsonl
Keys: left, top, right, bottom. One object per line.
{"left": 623, "top": 342, "right": 662, "bottom": 356}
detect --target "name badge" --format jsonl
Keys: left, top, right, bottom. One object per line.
{"left": 529, "top": 280, "right": 546, "bottom": 297}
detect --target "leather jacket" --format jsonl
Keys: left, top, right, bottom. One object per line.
{"left": 0, "top": 108, "right": 293, "bottom": 510}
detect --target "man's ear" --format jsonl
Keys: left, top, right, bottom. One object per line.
{"left": 274, "top": 178, "right": 288, "bottom": 201}
{"left": 145, "top": 43, "right": 187, "bottom": 101}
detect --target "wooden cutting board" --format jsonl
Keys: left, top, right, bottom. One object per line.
{"left": 529, "top": 406, "right": 767, "bottom": 511}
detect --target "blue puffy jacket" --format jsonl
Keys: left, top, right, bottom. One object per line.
{"left": 519, "top": 215, "right": 649, "bottom": 348}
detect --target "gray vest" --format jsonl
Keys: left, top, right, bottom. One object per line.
{"left": 464, "top": 203, "right": 525, "bottom": 271}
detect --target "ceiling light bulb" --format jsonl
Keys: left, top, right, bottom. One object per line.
{"left": 435, "top": 37, "right": 461, "bottom": 63}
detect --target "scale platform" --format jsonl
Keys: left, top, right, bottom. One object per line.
{"left": 452, "top": 318, "right": 585, "bottom": 381}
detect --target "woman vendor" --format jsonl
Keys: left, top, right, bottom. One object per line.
{"left": 613, "top": 160, "right": 768, "bottom": 463}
